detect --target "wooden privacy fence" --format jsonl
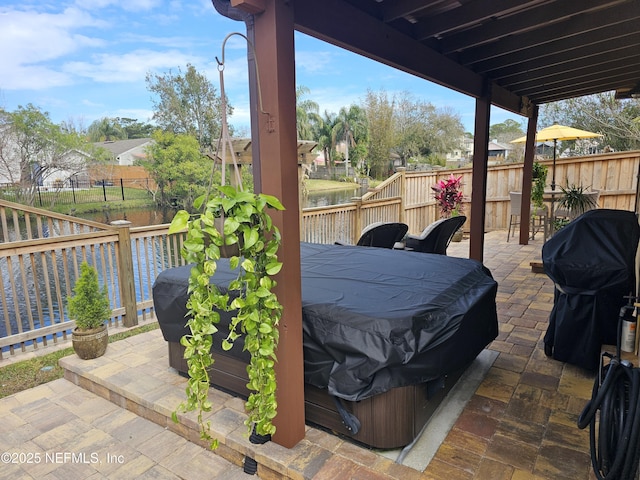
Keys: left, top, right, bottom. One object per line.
{"left": 0, "top": 150, "right": 638, "bottom": 359}
{"left": 302, "top": 150, "right": 640, "bottom": 244}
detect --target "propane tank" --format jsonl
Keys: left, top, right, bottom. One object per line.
{"left": 620, "top": 296, "right": 637, "bottom": 353}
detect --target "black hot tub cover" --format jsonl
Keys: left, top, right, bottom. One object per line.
{"left": 153, "top": 242, "right": 498, "bottom": 401}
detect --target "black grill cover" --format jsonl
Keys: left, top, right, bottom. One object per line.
{"left": 543, "top": 209, "right": 639, "bottom": 370}
{"left": 153, "top": 242, "right": 498, "bottom": 401}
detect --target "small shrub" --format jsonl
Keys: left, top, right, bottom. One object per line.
{"left": 68, "top": 262, "right": 111, "bottom": 330}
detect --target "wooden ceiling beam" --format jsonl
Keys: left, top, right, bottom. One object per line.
{"left": 497, "top": 44, "right": 640, "bottom": 85}
{"left": 533, "top": 77, "right": 640, "bottom": 103}
{"left": 504, "top": 60, "right": 640, "bottom": 93}
{"left": 414, "top": 0, "right": 541, "bottom": 39}
{"left": 521, "top": 70, "right": 640, "bottom": 99}
{"left": 439, "top": 0, "right": 627, "bottom": 54}
{"left": 292, "top": 0, "right": 524, "bottom": 113}
{"left": 460, "top": 7, "right": 640, "bottom": 67}
{"left": 471, "top": 25, "right": 640, "bottom": 75}
{"left": 488, "top": 36, "right": 640, "bottom": 81}
{"left": 380, "top": 0, "right": 441, "bottom": 23}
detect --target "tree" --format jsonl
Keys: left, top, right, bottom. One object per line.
{"left": 0, "top": 104, "right": 108, "bottom": 206}
{"left": 489, "top": 119, "right": 525, "bottom": 144}
{"left": 363, "top": 90, "right": 395, "bottom": 178}
{"left": 363, "top": 90, "right": 465, "bottom": 176}
{"left": 541, "top": 92, "right": 640, "bottom": 152}
{"left": 296, "top": 86, "right": 320, "bottom": 140}
{"left": 139, "top": 130, "right": 214, "bottom": 209}
{"left": 146, "top": 64, "right": 230, "bottom": 148}
{"left": 419, "top": 105, "right": 465, "bottom": 157}
{"left": 87, "top": 117, "right": 155, "bottom": 142}
{"left": 87, "top": 117, "right": 128, "bottom": 142}
{"left": 392, "top": 92, "right": 433, "bottom": 166}
{"left": 118, "top": 117, "right": 155, "bottom": 139}
{"left": 332, "top": 105, "right": 368, "bottom": 177}
{"left": 312, "top": 111, "right": 338, "bottom": 174}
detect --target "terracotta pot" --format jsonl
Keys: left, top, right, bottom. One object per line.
{"left": 72, "top": 324, "right": 108, "bottom": 359}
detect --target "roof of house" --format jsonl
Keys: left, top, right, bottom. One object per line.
{"left": 93, "top": 138, "right": 152, "bottom": 157}
{"left": 488, "top": 141, "right": 514, "bottom": 152}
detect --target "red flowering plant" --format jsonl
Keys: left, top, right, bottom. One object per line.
{"left": 432, "top": 174, "right": 465, "bottom": 218}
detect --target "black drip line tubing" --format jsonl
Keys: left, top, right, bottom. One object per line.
{"left": 578, "top": 317, "right": 640, "bottom": 480}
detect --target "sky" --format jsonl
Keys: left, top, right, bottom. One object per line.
{"left": 0, "top": 0, "right": 525, "bottom": 135}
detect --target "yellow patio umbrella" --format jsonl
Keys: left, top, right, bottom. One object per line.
{"left": 511, "top": 124, "right": 603, "bottom": 190}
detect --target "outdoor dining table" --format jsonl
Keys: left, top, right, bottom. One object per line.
{"left": 543, "top": 189, "right": 563, "bottom": 236}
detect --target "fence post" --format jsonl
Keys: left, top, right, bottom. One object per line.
{"left": 352, "top": 197, "right": 363, "bottom": 244}
{"left": 120, "top": 178, "right": 124, "bottom": 200}
{"left": 397, "top": 167, "right": 406, "bottom": 224}
{"left": 111, "top": 220, "right": 138, "bottom": 327}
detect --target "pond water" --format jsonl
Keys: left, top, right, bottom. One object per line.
{"left": 0, "top": 186, "right": 362, "bottom": 343}
{"left": 304, "top": 187, "right": 360, "bottom": 208}
{"left": 79, "top": 186, "right": 362, "bottom": 226}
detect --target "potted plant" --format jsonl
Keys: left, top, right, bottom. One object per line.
{"left": 531, "top": 161, "right": 548, "bottom": 208}
{"left": 432, "top": 174, "right": 465, "bottom": 241}
{"left": 168, "top": 185, "right": 285, "bottom": 449}
{"left": 557, "top": 183, "right": 597, "bottom": 220}
{"left": 69, "top": 261, "right": 111, "bottom": 360}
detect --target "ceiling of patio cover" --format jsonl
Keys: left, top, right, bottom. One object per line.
{"left": 291, "top": 0, "right": 640, "bottom": 112}
{"left": 542, "top": 209, "right": 640, "bottom": 370}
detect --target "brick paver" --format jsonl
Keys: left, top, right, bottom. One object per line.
{"left": 1, "top": 231, "right": 602, "bottom": 479}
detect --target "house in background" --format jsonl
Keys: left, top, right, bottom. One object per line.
{"left": 488, "top": 140, "right": 516, "bottom": 164}
{"left": 446, "top": 135, "right": 475, "bottom": 167}
{"left": 94, "top": 138, "right": 153, "bottom": 166}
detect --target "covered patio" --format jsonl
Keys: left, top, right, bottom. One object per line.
{"left": 3, "top": 231, "right": 603, "bottom": 479}
{"left": 212, "top": 0, "right": 640, "bottom": 448}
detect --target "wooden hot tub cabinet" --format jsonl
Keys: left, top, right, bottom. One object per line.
{"left": 167, "top": 341, "right": 467, "bottom": 449}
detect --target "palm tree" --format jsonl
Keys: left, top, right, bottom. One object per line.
{"left": 296, "top": 86, "right": 321, "bottom": 140}
{"left": 87, "top": 117, "right": 128, "bottom": 142}
{"left": 313, "top": 111, "right": 337, "bottom": 175}
{"left": 332, "top": 105, "right": 368, "bottom": 176}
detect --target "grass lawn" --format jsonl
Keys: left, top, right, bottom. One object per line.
{"left": 305, "top": 179, "right": 360, "bottom": 192}
{"left": 44, "top": 187, "right": 155, "bottom": 216}
{"left": 0, "top": 323, "right": 159, "bottom": 398}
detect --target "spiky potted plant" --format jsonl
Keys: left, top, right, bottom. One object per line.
{"left": 69, "top": 261, "right": 111, "bottom": 360}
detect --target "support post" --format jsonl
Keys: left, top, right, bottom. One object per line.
{"left": 251, "top": 0, "right": 305, "bottom": 448}
{"left": 111, "top": 221, "right": 137, "bottom": 327}
{"left": 519, "top": 106, "right": 539, "bottom": 244}
{"left": 469, "top": 88, "right": 491, "bottom": 262}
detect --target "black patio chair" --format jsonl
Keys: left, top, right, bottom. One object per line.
{"left": 403, "top": 216, "right": 466, "bottom": 255}
{"left": 337, "top": 221, "right": 408, "bottom": 249}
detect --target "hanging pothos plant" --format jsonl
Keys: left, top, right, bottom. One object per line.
{"left": 168, "top": 185, "right": 285, "bottom": 449}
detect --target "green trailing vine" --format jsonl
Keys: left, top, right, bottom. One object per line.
{"left": 168, "top": 185, "right": 285, "bottom": 448}
{"left": 531, "top": 161, "right": 548, "bottom": 208}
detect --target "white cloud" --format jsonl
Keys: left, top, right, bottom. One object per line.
{"left": 74, "top": 0, "right": 162, "bottom": 12}
{"left": 295, "top": 50, "right": 335, "bottom": 75}
{"left": 81, "top": 98, "right": 104, "bottom": 108}
{"left": 63, "top": 49, "right": 205, "bottom": 83}
{"left": 0, "top": 6, "right": 107, "bottom": 89}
